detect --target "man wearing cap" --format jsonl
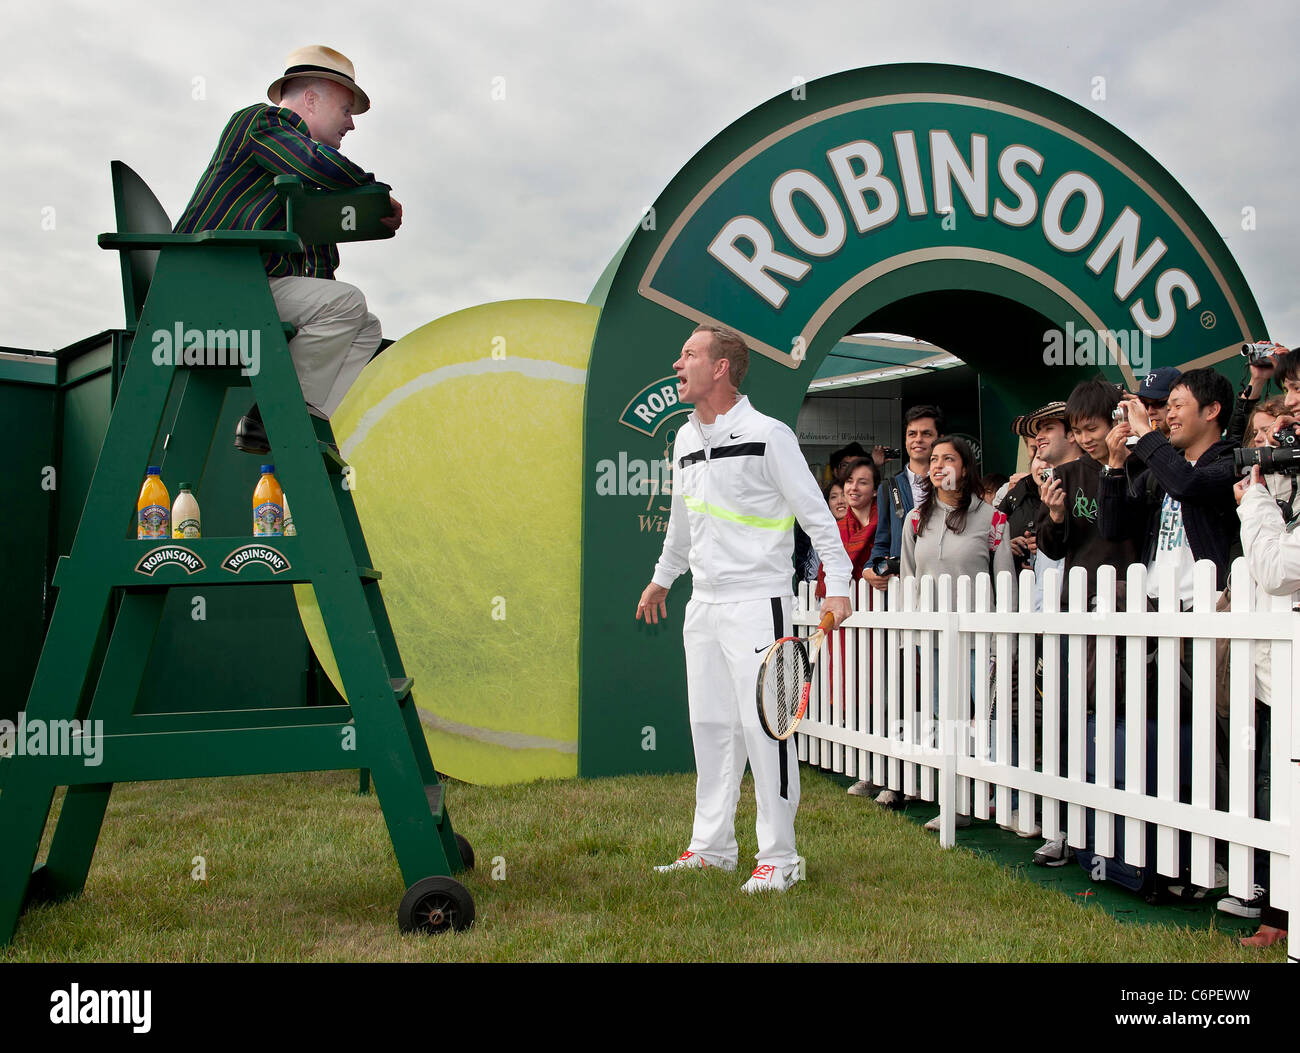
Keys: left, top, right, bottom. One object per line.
{"left": 995, "top": 403, "right": 1072, "bottom": 598}
{"left": 1030, "top": 401, "right": 1080, "bottom": 469}
{"left": 996, "top": 414, "right": 1045, "bottom": 575}
{"left": 1135, "top": 366, "right": 1181, "bottom": 439}
{"left": 990, "top": 417, "right": 1037, "bottom": 506}
{"left": 1024, "top": 403, "right": 1074, "bottom": 607}
{"left": 174, "top": 45, "right": 402, "bottom": 453}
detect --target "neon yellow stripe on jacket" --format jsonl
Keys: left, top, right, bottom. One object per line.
{"left": 683, "top": 495, "right": 795, "bottom": 531}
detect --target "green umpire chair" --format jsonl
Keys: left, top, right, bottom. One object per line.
{"left": 0, "top": 161, "right": 473, "bottom": 945}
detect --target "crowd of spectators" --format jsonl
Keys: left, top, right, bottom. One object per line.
{"left": 800, "top": 344, "right": 1296, "bottom": 949}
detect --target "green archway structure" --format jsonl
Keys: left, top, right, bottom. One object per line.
{"left": 578, "top": 62, "right": 1268, "bottom": 778}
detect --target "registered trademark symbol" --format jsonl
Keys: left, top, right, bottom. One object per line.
{"left": 1200, "top": 310, "right": 1216, "bottom": 329}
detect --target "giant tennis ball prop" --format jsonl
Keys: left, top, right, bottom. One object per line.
{"left": 295, "top": 299, "right": 599, "bottom": 784}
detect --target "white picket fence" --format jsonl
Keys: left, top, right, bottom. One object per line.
{"left": 794, "top": 558, "right": 1297, "bottom": 958}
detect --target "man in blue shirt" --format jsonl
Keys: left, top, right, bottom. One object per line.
{"left": 864, "top": 405, "right": 944, "bottom": 592}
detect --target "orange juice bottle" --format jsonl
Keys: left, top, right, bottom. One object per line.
{"left": 137, "top": 466, "right": 170, "bottom": 539}
{"left": 253, "top": 464, "right": 284, "bottom": 536}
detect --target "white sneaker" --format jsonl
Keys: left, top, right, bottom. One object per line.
{"left": 924, "top": 812, "right": 971, "bottom": 832}
{"left": 846, "top": 780, "right": 876, "bottom": 797}
{"left": 653, "top": 850, "right": 735, "bottom": 873}
{"left": 741, "top": 860, "right": 802, "bottom": 893}
{"left": 1005, "top": 811, "right": 1041, "bottom": 838}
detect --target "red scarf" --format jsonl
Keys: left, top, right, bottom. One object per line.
{"left": 816, "top": 504, "right": 878, "bottom": 598}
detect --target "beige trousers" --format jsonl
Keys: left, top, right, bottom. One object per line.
{"left": 268, "top": 276, "right": 382, "bottom": 418}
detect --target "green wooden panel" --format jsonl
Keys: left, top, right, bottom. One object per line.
{"left": 274, "top": 175, "right": 395, "bottom": 245}
{"left": 0, "top": 374, "right": 56, "bottom": 723}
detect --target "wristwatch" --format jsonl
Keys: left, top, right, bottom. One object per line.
{"left": 1101, "top": 465, "right": 1125, "bottom": 477}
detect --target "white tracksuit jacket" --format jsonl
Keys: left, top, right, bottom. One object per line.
{"left": 651, "top": 396, "right": 852, "bottom": 600}
{"left": 649, "top": 395, "right": 851, "bottom": 871}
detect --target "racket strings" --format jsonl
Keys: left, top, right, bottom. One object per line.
{"left": 761, "top": 640, "right": 810, "bottom": 737}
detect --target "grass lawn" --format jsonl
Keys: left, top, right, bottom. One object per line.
{"left": 0, "top": 766, "right": 1284, "bottom": 963}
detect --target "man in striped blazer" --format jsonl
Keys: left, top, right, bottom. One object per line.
{"left": 174, "top": 46, "right": 403, "bottom": 454}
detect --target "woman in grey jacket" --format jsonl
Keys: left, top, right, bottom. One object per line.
{"left": 902, "top": 437, "right": 1016, "bottom": 586}
{"left": 901, "top": 437, "right": 1017, "bottom": 834}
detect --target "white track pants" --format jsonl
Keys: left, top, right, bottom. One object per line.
{"left": 683, "top": 595, "right": 799, "bottom": 869}
{"left": 269, "top": 276, "right": 382, "bottom": 418}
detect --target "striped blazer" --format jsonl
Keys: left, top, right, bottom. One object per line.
{"left": 174, "top": 104, "right": 375, "bottom": 279}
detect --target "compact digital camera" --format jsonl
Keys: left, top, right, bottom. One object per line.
{"left": 872, "top": 556, "right": 901, "bottom": 577}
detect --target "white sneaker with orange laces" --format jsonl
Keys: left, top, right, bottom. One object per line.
{"left": 654, "top": 850, "right": 735, "bottom": 873}
{"left": 741, "top": 860, "right": 802, "bottom": 893}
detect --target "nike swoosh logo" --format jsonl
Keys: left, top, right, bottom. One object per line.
{"left": 754, "top": 645, "right": 768, "bottom": 653}
{"left": 731, "top": 432, "right": 742, "bottom": 439}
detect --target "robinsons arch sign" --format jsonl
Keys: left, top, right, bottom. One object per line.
{"left": 579, "top": 63, "right": 1268, "bottom": 777}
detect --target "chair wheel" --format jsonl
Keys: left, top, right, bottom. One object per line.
{"left": 455, "top": 833, "right": 475, "bottom": 870}
{"left": 398, "top": 876, "right": 475, "bottom": 934}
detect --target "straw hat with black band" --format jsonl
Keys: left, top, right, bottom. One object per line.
{"left": 268, "top": 45, "right": 370, "bottom": 115}
{"left": 1024, "top": 400, "right": 1069, "bottom": 436}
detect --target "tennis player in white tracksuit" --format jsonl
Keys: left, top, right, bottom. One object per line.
{"left": 636, "top": 324, "right": 852, "bottom": 893}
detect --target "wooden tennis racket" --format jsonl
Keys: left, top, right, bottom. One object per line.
{"left": 756, "top": 611, "right": 836, "bottom": 740}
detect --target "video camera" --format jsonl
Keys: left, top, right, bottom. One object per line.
{"left": 1241, "top": 340, "right": 1287, "bottom": 364}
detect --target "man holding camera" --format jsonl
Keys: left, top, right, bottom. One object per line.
{"left": 864, "top": 405, "right": 943, "bottom": 591}
{"left": 1227, "top": 341, "right": 1290, "bottom": 446}
{"left": 1099, "top": 368, "right": 1239, "bottom": 600}
{"left": 1223, "top": 348, "right": 1299, "bottom": 948}
{"left": 1031, "top": 381, "right": 1140, "bottom": 866}
{"left": 1134, "top": 366, "right": 1181, "bottom": 440}
{"left": 1037, "top": 381, "right": 1138, "bottom": 603}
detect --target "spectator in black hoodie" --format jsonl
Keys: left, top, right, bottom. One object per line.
{"left": 1037, "top": 379, "right": 1138, "bottom": 606}
{"left": 1098, "top": 367, "right": 1239, "bottom": 602}
{"left": 1031, "top": 379, "right": 1143, "bottom": 867}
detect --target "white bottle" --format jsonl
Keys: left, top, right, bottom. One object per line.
{"left": 172, "top": 482, "right": 201, "bottom": 539}
{"left": 282, "top": 492, "right": 296, "bottom": 537}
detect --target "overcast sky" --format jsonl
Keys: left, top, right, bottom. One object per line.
{"left": 3, "top": 0, "right": 1295, "bottom": 353}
